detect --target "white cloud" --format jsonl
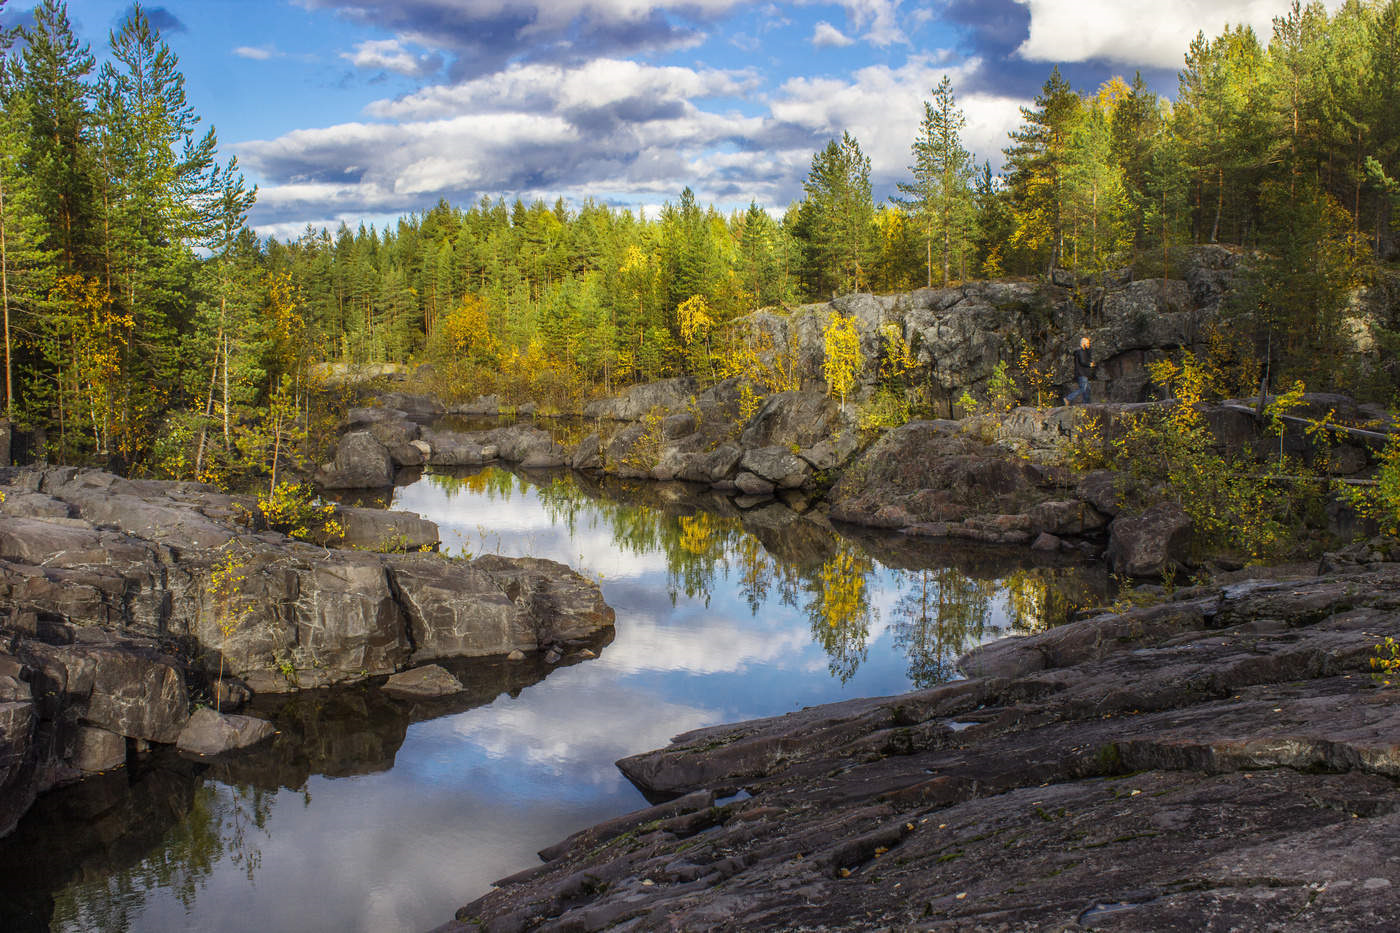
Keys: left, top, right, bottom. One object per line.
{"left": 1014, "top": 0, "right": 1345, "bottom": 68}
{"left": 366, "top": 58, "right": 757, "bottom": 122}
{"left": 769, "top": 55, "right": 1025, "bottom": 181}
{"left": 799, "top": 0, "right": 905, "bottom": 46}
{"left": 237, "top": 50, "right": 1030, "bottom": 233}
{"left": 342, "top": 37, "right": 443, "bottom": 76}
{"left": 811, "top": 21, "right": 854, "bottom": 48}
{"left": 234, "top": 45, "right": 275, "bottom": 60}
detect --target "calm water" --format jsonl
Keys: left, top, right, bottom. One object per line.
{"left": 0, "top": 467, "right": 1107, "bottom": 933}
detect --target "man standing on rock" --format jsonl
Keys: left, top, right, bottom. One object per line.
{"left": 1065, "top": 336, "right": 1094, "bottom": 405}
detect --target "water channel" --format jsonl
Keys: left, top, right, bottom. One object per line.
{"left": 0, "top": 466, "right": 1108, "bottom": 933}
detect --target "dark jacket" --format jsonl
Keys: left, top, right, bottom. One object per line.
{"left": 1073, "top": 347, "right": 1093, "bottom": 379}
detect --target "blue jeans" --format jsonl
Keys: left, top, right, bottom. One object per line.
{"left": 1066, "top": 376, "right": 1091, "bottom": 405}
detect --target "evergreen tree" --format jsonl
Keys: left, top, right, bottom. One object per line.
{"left": 1003, "top": 67, "right": 1082, "bottom": 273}
{"left": 898, "top": 76, "right": 976, "bottom": 287}
{"left": 800, "top": 131, "right": 876, "bottom": 296}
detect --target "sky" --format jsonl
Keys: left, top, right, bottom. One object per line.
{"left": 3, "top": 0, "right": 1339, "bottom": 239}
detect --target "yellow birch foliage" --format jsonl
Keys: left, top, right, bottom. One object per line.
{"left": 822, "top": 311, "right": 860, "bottom": 408}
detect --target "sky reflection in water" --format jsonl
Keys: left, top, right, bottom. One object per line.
{"left": 7, "top": 468, "right": 1104, "bottom": 933}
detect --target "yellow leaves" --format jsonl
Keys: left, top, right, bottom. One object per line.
{"left": 440, "top": 293, "right": 500, "bottom": 364}
{"left": 878, "top": 322, "right": 915, "bottom": 383}
{"left": 678, "top": 512, "right": 716, "bottom": 557}
{"left": 816, "top": 549, "right": 868, "bottom": 633}
{"left": 822, "top": 311, "right": 861, "bottom": 407}
{"left": 1371, "top": 637, "right": 1400, "bottom": 687}
{"left": 676, "top": 294, "right": 713, "bottom": 346}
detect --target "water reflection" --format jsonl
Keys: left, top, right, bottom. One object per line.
{"left": 0, "top": 466, "right": 1108, "bottom": 933}
{"left": 416, "top": 468, "right": 1104, "bottom": 687}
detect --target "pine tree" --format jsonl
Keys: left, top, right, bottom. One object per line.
{"left": 898, "top": 76, "right": 976, "bottom": 287}
{"left": 1003, "top": 67, "right": 1082, "bottom": 273}
{"left": 801, "top": 132, "right": 876, "bottom": 296}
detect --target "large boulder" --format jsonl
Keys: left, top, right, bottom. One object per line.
{"left": 334, "top": 506, "right": 438, "bottom": 552}
{"left": 176, "top": 708, "right": 275, "bottom": 756}
{"left": 828, "top": 421, "right": 1044, "bottom": 530}
{"left": 319, "top": 431, "right": 395, "bottom": 489}
{"left": 387, "top": 554, "right": 614, "bottom": 662}
{"left": 1106, "top": 502, "right": 1194, "bottom": 577}
{"left": 739, "top": 446, "right": 811, "bottom": 489}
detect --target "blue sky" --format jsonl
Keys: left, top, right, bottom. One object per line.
{"left": 9, "top": 1, "right": 1335, "bottom": 238}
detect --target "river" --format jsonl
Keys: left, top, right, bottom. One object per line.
{"left": 0, "top": 466, "right": 1107, "bottom": 933}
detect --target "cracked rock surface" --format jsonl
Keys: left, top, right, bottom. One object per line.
{"left": 439, "top": 567, "right": 1400, "bottom": 932}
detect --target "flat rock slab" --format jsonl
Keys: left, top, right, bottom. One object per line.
{"left": 177, "top": 708, "right": 275, "bottom": 757}
{"left": 381, "top": 664, "right": 465, "bottom": 699}
{"left": 441, "top": 566, "right": 1400, "bottom": 932}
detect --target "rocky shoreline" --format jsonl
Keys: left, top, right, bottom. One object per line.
{"left": 0, "top": 466, "right": 614, "bottom": 838}
{"left": 437, "top": 561, "right": 1400, "bottom": 932}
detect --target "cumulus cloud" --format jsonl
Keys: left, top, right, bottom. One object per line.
{"left": 237, "top": 51, "right": 1029, "bottom": 232}
{"left": 811, "top": 21, "right": 855, "bottom": 48}
{"left": 342, "top": 37, "right": 444, "bottom": 77}
{"left": 1013, "top": 0, "right": 1346, "bottom": 69}
{"left": 303, "top": 0, "right": 748, "bottom": 76}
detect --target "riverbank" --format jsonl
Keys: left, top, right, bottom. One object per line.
{"left": 438, "top": 558, "right": 1400, "bottom": 931}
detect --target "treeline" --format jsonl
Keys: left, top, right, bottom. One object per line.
{"left": 1, "top": 0, "right": 1398, "bottom": 478}
{"left": 0, "top": 0, "right": 284, "bottom": 478}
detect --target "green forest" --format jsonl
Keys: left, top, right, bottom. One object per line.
{"left": 1, "top": 0, "right": 1398, "bottom": 481}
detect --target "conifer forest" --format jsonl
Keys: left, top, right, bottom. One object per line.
{"left": 1, "top": 0, "right": 1398, "bottom": 482}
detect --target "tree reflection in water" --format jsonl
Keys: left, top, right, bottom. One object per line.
{"left": 437, "top": 468, "right": 1105, "bottom": 687}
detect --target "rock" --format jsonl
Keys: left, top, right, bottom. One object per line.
{"left": 506, "top": 649, "right": 527, "bottom": 662}
{"left": 734, "top": 472, "right": 776, "bottom": 497}
{"left": 661, "top": 412, "right": 697, "bottom": 440}
{"left": 1027, "top": 499, "right": 1108, "bottom": 536}
{"left": 828, "top": 421, "right": 1043, "bottom": 530}
{"left": 1326, "top": 445, "right": 1369, "bottom": 476}
{"left": 319, "top": 431, "right": 395, "bottom": 489}
{"left": 389, "top": 554, "right": 614, "bottom": 662}
{"left": 376, "top": 393, "right": 445, "bottom": 422}
{"left": 516, "top": 402, "right": 538, "bottom": 418}
{"left": 1107, "top": 502, "right": 1193, "bottom": 577}
{"left": 676, "top": 444, "right": 743, "bottom": 485}
{"left": 1076, "top": 469, "right": 1123, "bottom": 516}
{"left": 367, "top": 417, "right": 420, "bottom": 451}
{"left": 739, "top": 446, "right": 811, "bottom": 489}
{"left": 584, "top": 378, "right": 696, "bottom": 421}
{"left": 571, "top": 434, "right": 603, "bottom": 472}
{"left": 334, "top": 507, "right": 438, "bottom": 551}
{"left": 176, "top": 708, "right": 275, "bottom": 756}
{"left": 453, "top": 395, "right": 500, "bottom": 416}
{"left": 71, "top": 725, "right": 126, "bottom": 772}
{"left": 448, "top": 565, "right": 1400, "bottom": 933}
{"left": 421, "top": 429, "right": 491, "bottom": 466}
{"left": 381, "top": 664, "right": 465, "bottom": 699}
{"left": 740, "top": 391, "right": 858, "bottom": 467}
{"left": 1031, "top": 531, "right": 1062, "bottom": 552}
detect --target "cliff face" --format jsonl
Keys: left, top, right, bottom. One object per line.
{"left": 439, "top": 563, "right": 1400, "bottom": 932}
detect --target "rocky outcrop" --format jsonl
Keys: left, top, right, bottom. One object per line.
{"left": 583, "top": 377, "right": 697, "bottom": 421}
{"left": 826, "top": 419, "right": 1105, "bottom": 549}
{"left": 442, "top": 565, "right": 1400, "bottom": 932}
{"left": 0, "top": 465, "right": 615, "bottom": 837}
